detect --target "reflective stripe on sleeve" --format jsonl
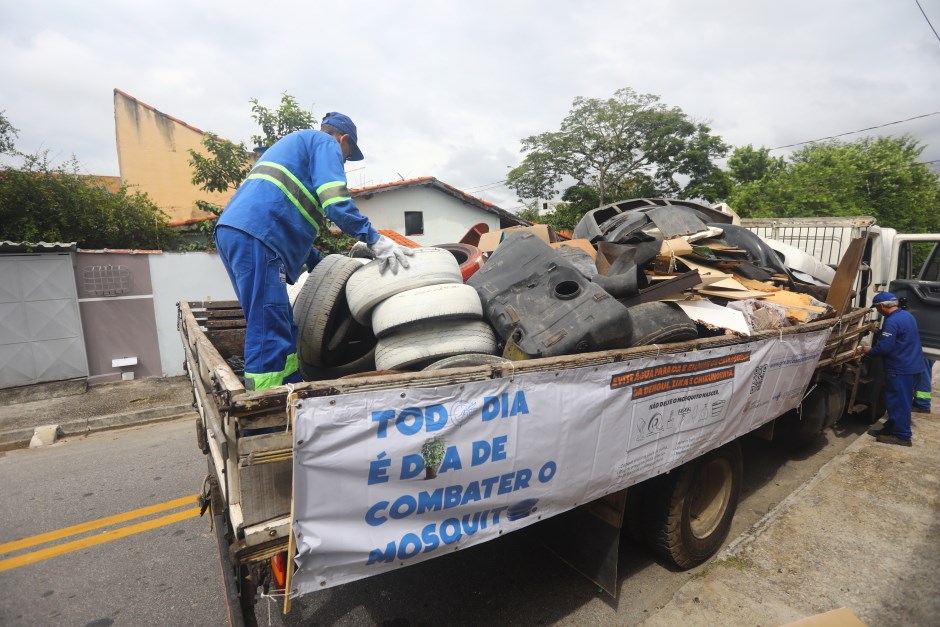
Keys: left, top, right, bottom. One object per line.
{"left": 316, "top": 181, "right": 351, "bottom": 209}
{"left": 247, "top": 162, "right": 326, "bottom": 232}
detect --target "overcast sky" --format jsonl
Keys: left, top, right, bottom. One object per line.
{"left": 2, "top": 0, "right": 939, "bottom": 211}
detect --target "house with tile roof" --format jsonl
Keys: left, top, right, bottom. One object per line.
{"left": 351, "top": 177, "right": 528, "bottom": 246}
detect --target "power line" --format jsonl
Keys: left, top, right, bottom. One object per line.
{"left": 464, "top": 178, "right": 509, "bottom": 193}
{"left": 768, "top": 111, "right": 940, "bottom": 151}
{"left": 914, "top": 0, "right": 940, "bottom": 47}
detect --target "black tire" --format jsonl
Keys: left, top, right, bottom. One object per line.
{"left": 299, "top": 347, "right": 376, "bottom": 381}
{"left": 293, "top": 255, "right": 375, "bottom": 368}
{"left": 642, "top": 440, "right": 742, "bottom": 569}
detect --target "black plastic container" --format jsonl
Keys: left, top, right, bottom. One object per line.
{"left": 468, "top": 231, "right": 634, "bottom": 358}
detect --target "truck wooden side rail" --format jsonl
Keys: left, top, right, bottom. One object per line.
{"left": 179, "top": 299, "right": 873, "bottom": 624}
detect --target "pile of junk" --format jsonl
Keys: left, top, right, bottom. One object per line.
{"left": 287, "top": 198, "right": 862, "bottom": 380}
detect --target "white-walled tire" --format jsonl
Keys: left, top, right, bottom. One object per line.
{"left": 423, "top": 353, "right": 510, "bottom": 371}
{"left": 371, "top": 283, "right": 483, "bottom": 339}
{"left": 345, "top": 248, "right": 462, "bottom": 324}
{"left": 375, "top": 320, "right": 498, "bottom": 371}
{"left": 287, "top": 271, "right": 309, "bottom": 306}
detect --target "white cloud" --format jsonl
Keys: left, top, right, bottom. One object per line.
{"left": 2, "top": 0, "right": 939, "bottom": 206}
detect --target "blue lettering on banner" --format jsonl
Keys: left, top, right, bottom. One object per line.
{"left": 367, "top": 452, "right": 392, "bottom": 485}
{"left": 363, "top": 464, "right": 550, "bottom": 527}
{"left": 372, "top": 404, "right": 448, "bottom": 439}
{"left": 482, "top": 391, "right": 529, "bottom": 421}
{"left": 366, "top": 506, "right": 510, "bottom": 565}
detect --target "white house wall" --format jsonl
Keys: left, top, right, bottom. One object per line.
{"left": 355, "top": 187, "right": 501, "bottom": 246}
{"left": 149, "top": 252, "right": 235, "bottom": 376}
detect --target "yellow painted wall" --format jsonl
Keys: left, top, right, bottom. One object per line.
{"left": 113, "top": 89, "right": 235, "bottom": 224}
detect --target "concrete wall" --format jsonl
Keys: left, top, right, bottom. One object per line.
{"left": 355, "top": 187, "right": 500, "bottom": 246}
{"left": 114, "top": 89, "right": 234, "bottom": 224}
{"left": 149, "top": 251, "right": 236, "bottom": 376}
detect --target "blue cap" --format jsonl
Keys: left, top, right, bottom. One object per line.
{"left": 321, "top": 112, "right": 364, "bottom": 161}
{"left": 872, "top": 292, "right": 898, "bottom": 306}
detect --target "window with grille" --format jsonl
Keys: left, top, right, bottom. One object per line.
{"left": 83, "top": 265, "right": 130, "bottom": 296}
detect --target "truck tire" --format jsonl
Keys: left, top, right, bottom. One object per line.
{"left": 375, "top": 320, "right": 498, "bottom": 371}
{"left": 371, "top": 283, "right": 483, "bottom": 338}
{"left": 345, "top": 248, "right": 463, "bottom": 324}
{"left": 642, "top": 440, "right": 742, "bottom": 569}
{"left": 293, "top": 255, "right": 374, "bottom": 369}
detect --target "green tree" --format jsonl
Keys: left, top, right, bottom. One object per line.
{"left": 188, "top": 93, "right": 318, "bottom": 218}
{"left": 727, "top": 144, "right": 785, "bottom": 184}
{"left": 506, "top": 88, "right": 729, "bottom": 206}
{"left": 188, "top": 93, "right": 356, "bottom": 254}
{"left": 0, "top": 150, "right": 178, "bottom": 249}
{"left": 0, "top": 110, "right": 18, "bottom": 155}
{"left": 728, "top": 136, "right": 940, "bottom": 233}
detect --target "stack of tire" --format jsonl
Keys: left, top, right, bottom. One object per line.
{"left": 292, "top": 255, "right": 376, "bottom": 381}
{"left": 345, "top": 247, "right": 498, "bottom": 371}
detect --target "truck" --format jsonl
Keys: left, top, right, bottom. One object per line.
{"left": 179, "top": 212, "right": 939, "bottom": 626}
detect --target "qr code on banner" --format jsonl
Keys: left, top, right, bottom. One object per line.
{"left": 750, "top": 364, "right": 767, "bottom": 394}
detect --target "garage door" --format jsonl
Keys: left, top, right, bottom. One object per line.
{"left": 0, "top": 253, "right": 88, "bottom": 388}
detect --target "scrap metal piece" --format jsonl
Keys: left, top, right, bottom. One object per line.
{"left": 824, "top": 236, "right": 868, "bottom": 318}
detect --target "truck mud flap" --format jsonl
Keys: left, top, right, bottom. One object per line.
{"left": 538, "top": 491, "right": 627, "bottom": 597}
{"left": 468, "top": 231, "right": 634, "bottom": 358}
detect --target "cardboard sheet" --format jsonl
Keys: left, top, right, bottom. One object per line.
{"left": 677, "top": 299, "right": 751, "bottom": 335}
{"left": 477, "top": 224, "right": 557, "bottom": 252}
{"left": 549, "top": 239, "right": 597, "bottom": 259}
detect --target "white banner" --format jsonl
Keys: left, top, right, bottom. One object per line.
{"left": 291, "top": 329, "right": 830, "bottom": 595}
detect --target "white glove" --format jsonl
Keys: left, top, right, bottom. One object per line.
{"left": 369, "top": 235, "right": 415, "bottom": 275}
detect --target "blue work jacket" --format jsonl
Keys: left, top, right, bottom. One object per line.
{"left": 218, "top": 130, "right": 379, "bottom": 282}
{"left": 869, "top": 308, "right": 924, "bottom": 374}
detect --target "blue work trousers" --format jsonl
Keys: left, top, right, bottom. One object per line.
{"left": 913, "top": 358, "right": 933, "bottom": 411}
{"left": 883, "top": 371, "right": 915, "bottom": 441}
{"left": 215, "top": 226, "right": 302, "bottom": 391}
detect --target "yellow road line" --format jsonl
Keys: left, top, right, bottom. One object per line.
{"left": 0, "top": 494, "right": 198, "bottom": 555}
{"left": 0, "top": 507, "right": 201, "bottom": 572}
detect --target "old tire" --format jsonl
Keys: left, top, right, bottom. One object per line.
{"left": 423, "top": 353, "right": 510, "bottom": 371}
{"left": 371, "top": 283, "right": 483, "bottom": 338}
{"left": 642, "top": 440, "right": 742, "bottom": 569}
{"left": 299, "top": 347, "right": 376, "bottom": 381}
{"left": 345, "top": 248, "right": 463, "bottom": 324}
{"left": 434, "top": 243, "right": 485, "bottom": 281}
{"left": 375, "top": 320, "right": 498, "bottom": 371}
{"left": 287, "top": 270, "right": 309, "bottom": 306}
{"left": 293, "top": 255, "right": 374, "bottom": 369}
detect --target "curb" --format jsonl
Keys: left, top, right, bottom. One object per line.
{"left": 719, "top": 430, "right": 870, "bottom": 559}
{"left": 0, "top": 404, "right": 196, "bottom": 452}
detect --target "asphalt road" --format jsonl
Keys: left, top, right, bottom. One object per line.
{"left": 0, "top": 415, "right": 868, "bottom": 626}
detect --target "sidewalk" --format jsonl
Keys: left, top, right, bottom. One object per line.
{"left": 0, "top": 376, "right": 195, "bottom": 451}
{"left": 640, "top": 376, "right": 940, "bottom": 626}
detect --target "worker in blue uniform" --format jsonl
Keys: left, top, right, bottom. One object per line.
{"left": 861, "top": 292, "right": 924, "bottom": 446}
{"left": 215, "top": 112, "right": 413, "bottom": 391}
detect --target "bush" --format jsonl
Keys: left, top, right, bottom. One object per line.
{"left": 0, "top": 153, "right": 179, "bottom": 249}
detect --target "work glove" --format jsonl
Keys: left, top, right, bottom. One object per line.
{"left": 369, "top": 235, "right": 415, "bottom": 275}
